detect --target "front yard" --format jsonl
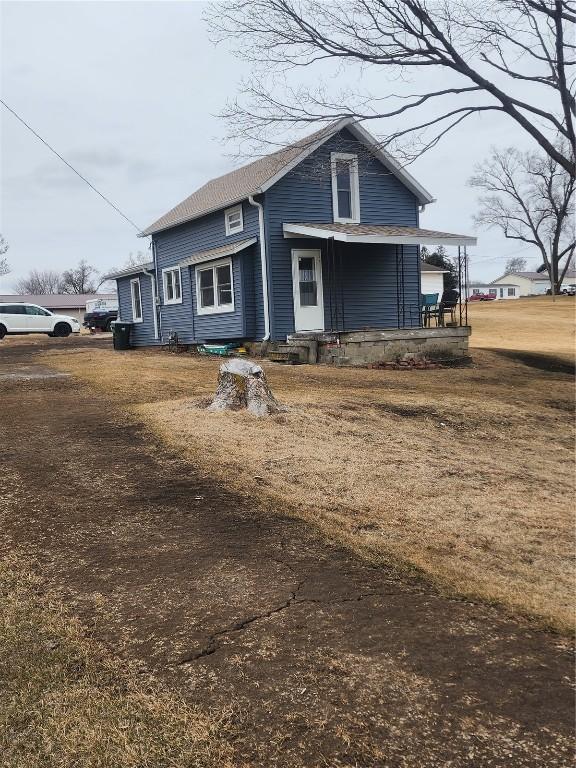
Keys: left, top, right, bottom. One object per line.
{"left": 42, "top": 296, "right": 575, "bottom": 632}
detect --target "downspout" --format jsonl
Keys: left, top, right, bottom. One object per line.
{"left": 248, "top": 195, "right": 271, "bottom": 341}
{"left": 144, "top": 237, "right": 161, "bottom": 341}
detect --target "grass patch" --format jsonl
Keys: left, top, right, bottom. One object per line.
{"left": 0, "top": 555, "right": 235, "bottom": 768}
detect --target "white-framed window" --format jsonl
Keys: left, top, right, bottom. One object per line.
{"left": 196, "top": 257, "right": 234, "bottom": 315}
{"left": 331, "top": 152, "right": 360, "bottom": 223}
{"left": 225, "top": 204, "right": 244, "bottom": 236}
{"left": 507, "top": 287, "right": 515, "bottom": 296}
{"left": 130, "top": 277, "right": 143, "bottom": 323}
{"left": 162, "top": 266, "right": 182, "bottom": 305}
{"left": 488, "top": 288, "right": 497, "bottom": 296}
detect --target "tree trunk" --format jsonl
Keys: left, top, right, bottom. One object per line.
{"left": 208, "top": 358, "right": 285, "bottom": 416}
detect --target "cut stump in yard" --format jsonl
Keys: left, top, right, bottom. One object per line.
{"left": 208, "top": 358, "right": 285, "bottom": 417}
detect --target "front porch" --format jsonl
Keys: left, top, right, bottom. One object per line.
{"left": 282, "top": 222, "right": 476, "bottom": 341}
{"left": 275, "top": 221, "right": 476, "bottom": 363}
{"left": 284, "top": 325, "right": 471, "bottom": 365}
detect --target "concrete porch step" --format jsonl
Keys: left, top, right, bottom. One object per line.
{"left": 267, "top": 349, "right": 301, "bottom": 364}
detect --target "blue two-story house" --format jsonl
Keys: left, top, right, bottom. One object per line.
{"left": 108, "top": 118, "right": 475, "bottom": 357}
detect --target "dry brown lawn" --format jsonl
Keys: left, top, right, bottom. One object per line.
{"left": 469, "top": 295, "right": 575, "bottom": 356}
{"left": 0, "top": 554, "right": 235, "bottom": 768}
{"left": 42, "top": 296, "right": 575, "bottom": 633}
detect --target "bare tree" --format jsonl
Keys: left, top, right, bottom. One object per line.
{"left": 505, "top": 256, "right": 528, "bottom": 272}
{"left": 0, "top": 234, "right": 9, "bottom": 278}
{"left": 14, "top": 269, "right": 63, "bottom": 294}
{"left": 99, "top": 250, "right": 150, "bottom": 291}
{"left": 469, "top": 145, "right": 575, "bottom": 292}
{"left": 207, "top": 1, "right": 575, "bottom": 176}
{"left": 60, "top": 259, "right": 98, "bottom": 294}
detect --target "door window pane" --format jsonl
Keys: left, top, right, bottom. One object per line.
{"left": 299, "top": 256, "right": 317, "bottom": 306}
{"left": 2, "top": 305, "right": 25, "bottom": 314}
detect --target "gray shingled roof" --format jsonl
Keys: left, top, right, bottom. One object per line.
{"left": 496, "top": 270, "right": 576, "bottom": 281}
{"left": 141, "top": 118, "right": 435, "bottom": 237}
{"left": 102, "top": 262, "right": 154, "bottom": 280}
{"left": 421, "top": 262, "right": 448, "bottom": 272}
{"left": 284, "top": 222, "right": 476, "bottom": 246}
{"left": 141, "top": 123, "right": 340, "bottom": 236}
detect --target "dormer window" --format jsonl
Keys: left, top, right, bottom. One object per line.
{"left": 225, "top": 204, "right": 244, "bottom": 236}
{"left": 331, "top": 153, "right": 360, "bottom": 223}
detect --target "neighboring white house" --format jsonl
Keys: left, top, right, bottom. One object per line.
{"left": 420, "top": 262, "right": 448, "bottom": 297}
{"left": 0, "top": 293, "right": 118, "bottom": 323}
{"left": 491, "top": 270, "right": 576, "bottom": 296}
{"left": 467, "top": 283, "right": 520, "bottom": 300}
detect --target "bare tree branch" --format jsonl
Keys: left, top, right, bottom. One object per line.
{"left": 207, "top": 0, "right": 576, "bottom": 175}
{"left": 469, "top": 142, "right": 575, "bottom": 290}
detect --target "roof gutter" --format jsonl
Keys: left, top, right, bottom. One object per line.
{"left": 248, "top": 195, "right": 271, "bottom": 341}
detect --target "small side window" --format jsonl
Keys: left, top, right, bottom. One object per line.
{"left": 162, "top": 267, "right": 182, "bottom": 305}
{"left": 130, "top": 278, "right": 143, "bottom": 322}
{"left": 225, "top": 205, "right": 244, "bottom": 236}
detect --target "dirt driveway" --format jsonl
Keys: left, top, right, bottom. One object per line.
{"left": 1, "top": 337, "right": 573, "bottom": 767}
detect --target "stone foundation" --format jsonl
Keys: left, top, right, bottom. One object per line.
{"left": 287, "top": 326, "right": 471, "bottom": 366}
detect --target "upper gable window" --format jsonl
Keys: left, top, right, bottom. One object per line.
{"left": 225, "top": 204, "right": 244, "bottom": 236}
{"left": 331, "top": 153, "right": 360, "bottom": 223}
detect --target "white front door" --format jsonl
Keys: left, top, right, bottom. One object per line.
{"left": 291, "top": 249, "right": 324, "bottom": 332}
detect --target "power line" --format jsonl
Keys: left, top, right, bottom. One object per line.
{"left": 0, "top": 99, "right": 142, "bottom": 232}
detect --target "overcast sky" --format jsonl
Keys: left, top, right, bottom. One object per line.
{"left": 1, "top": 1, "right": 553, "bottom": 292}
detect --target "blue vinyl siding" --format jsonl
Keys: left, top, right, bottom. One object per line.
{"left": 117, "top": 127, "right": 425, "bottom": 345}
{"left": 322, "top": 244, "right": 420, "bottom": 331}
{"left": 152, "top": 200, "right": 261, "bottom": 342}
{"left": 263, "top": 128, "right": 421, "bottom": 339}
{"left": 117, "top": 274, "right": 158, "bottom": 346}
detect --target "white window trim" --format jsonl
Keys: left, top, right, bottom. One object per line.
{"left": 331, "top": 152, "right": 360, "bottom": 224}
{"left": 195, "top": 257, "right": 235, "bottom": 316}
{"left": 224, "top": 204, "right": 244, "bottom": 236}
{"left": 130, "top": 277, "right": 143, "bottom": 323}
{"left": 162, "top": 266, "right": 183, "bottom": 305}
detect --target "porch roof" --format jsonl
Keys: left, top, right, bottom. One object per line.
{"left": 283, "top": 222, "right": 477, "bottom": 246}
{"left": 177, "top": 237, "right": 257, "bottom": 267}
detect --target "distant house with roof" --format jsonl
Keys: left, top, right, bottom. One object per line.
{"left": 106, "top": 118, "right": 476, "bottom": 363}
{"left": 0, "top": 293, "right": 117, "bottom": 323}
{"left": 491, "top": 270, "right": 576, "bottom": 296}
{"left": 466, "top": 283, "right": 520, "bottom": 300}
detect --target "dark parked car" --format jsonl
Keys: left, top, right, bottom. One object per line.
{"left": 83, "top": 307, "right": 118, "bottom": 332}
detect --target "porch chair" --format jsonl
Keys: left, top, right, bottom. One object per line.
{"left": 420, "top": 293, "right": 439, "bottom": 327}
{"left": 437, "top": 289, "right": 460, "bottom": 327}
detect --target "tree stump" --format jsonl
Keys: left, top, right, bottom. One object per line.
{"left": 208, "top": 358, "right": 285, "bottom": 417}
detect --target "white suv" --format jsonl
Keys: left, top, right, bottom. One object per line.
{"left": 0, "top": 303, "right": 81, "bottom": 339}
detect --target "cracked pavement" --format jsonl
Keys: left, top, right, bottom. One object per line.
{"left": 0, "top": 338, "right": 573, "bottom": 767}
